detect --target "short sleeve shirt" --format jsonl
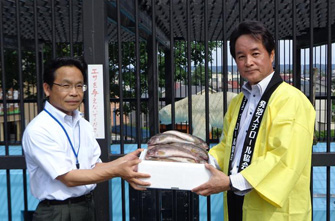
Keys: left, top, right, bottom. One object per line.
{"left": 22, "top": 101, "right": 101, "bottom": 201}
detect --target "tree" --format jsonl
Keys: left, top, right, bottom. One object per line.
{"left": 109, "top": 40, "right": 220, "bottom": 116}
{"left": 1, "top": 43, "right": 83, "bottom": 100}
{"left": 192, "top": 64, "right": 213, "bottom": 85}
{"left": 332, "top": 78, "right": 335, "bottom": 122}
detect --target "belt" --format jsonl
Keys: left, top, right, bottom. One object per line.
{"left": 41, "top": 192, "right": 93, "bottom": 206}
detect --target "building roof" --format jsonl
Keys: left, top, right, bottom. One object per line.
{"left": 2, "top": 0, "right": 335, "bottom": 48}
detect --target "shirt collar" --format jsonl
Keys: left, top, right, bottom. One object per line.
{"left": 44, "top": 101, "right": 82, "bottom": 126}
{"left": 242, "top": 72, "right": 275, "bottom": 99}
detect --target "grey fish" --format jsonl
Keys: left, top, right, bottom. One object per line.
{"left": 147, "top": 134, "right": 195, "bottom": 146}
{"left": 147, "top": 143, "right": 208, "bottom": 161}
{"left": 145, "top": 144, "right": 205, "bottom": 163}
{"left": 145, "top": 156, "right": 200, "bottom": 164}
{"left": 162, "top": 130, "right": 208, "bottom": 150}
{"left": 169, "top": 142, "right": 208, "bottom": 161}
{"left": 148, "top": 132, "right": 208, "bottom": 150}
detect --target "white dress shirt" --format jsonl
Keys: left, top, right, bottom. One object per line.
{"left": 22, "top": 101, "right": 101, "bottom": 201}
{"left": 229, "top": 72, "right": 274, "bottom": 194}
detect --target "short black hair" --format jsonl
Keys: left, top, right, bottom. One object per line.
{"left": 43, "top": 57, "right": 87, "bottom": 87}
{"left": 229, "top": 20, "right": 275, "bottom": 59}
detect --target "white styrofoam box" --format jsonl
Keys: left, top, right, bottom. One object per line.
{"left": 138, "top": 149, "right": 214, "bottom": 190}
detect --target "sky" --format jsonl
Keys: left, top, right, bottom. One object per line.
{"left": 211, "top": 41, "right": 335, "bottom": 66}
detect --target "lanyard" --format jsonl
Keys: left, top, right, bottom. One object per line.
{"left": 228, "top": 73, "right": 283, "bottom": 174}
{"left": 44, "top": 108, "right": 81, "bottom": 169}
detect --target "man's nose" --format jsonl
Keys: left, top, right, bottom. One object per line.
{"left": 245, "top": 56, "right": 254, "bottom": 66}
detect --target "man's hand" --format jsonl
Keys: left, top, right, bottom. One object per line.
{"left": 113, "top": 149, "right": 151, "bottom": 190}
{"left": 191, "top": 163, "right": 230, "bottom": 196}
{"left": 56, "top": 149, "right": 151, "bottom": 190}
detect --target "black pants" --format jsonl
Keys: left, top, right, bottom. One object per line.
{"left": 33, "top": 197, "right": 96, "bottom": 221}
{"left": 227, "top": 191, "right": 244, "bottom": 221}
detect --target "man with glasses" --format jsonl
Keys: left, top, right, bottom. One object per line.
{"left": 22, "top": 57, "right": 150, "bottom": 221}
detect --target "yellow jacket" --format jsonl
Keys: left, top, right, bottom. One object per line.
{"left": 209, "top": 82, "right": 315, "bottom": 221}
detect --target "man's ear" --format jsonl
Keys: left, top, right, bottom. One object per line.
{"left": 43, "top": 83, "right": 51, "bottom": 97}
{"left": 270, "top": 50, "right": 275, "bottom": 63}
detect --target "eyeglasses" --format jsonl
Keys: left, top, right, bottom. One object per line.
{"left": 52, "top": 82, "right": 87, "bottom": 92}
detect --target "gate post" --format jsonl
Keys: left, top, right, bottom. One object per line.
{"left": 82, "top": 1, "right": 110, "bottom": 220}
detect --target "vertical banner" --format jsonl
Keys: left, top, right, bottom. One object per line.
{"left": 88, "top": 64, "right": 105, "bottom": 139}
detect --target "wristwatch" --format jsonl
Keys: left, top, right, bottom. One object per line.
{"left": 229, "top": 176, "right": 239, "bottom": 192}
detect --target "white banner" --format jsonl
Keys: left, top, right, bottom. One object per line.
{"left": 87, "top": 64, "right": 105, "bottom": 139}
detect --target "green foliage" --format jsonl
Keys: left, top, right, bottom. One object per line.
{"left": 1, "top": 49, "right": 37, "bottom": 99}
{"left": 2, "top": 39, "right": 220, "bottom": 115}
{"left": 2, "top": 49, "right": 20, "bottom": 90}
{"left": 315, "top": 130, "right": 335, "bottom": 140}
{"left": 192, "top": 64, "right": 213, "bottom": 85}
{"left": 109, "top": 42, "right": 149, "bottom": 116}
{"left": 1, "top": 43, "right": 83, "bottom": 100}
{"left": 332, "top": 78, "right": 335, "bottom": 121}
{"left": 167, "top": 41, "right": 218, "bottom": 85}
{"left": 109, "top": 40, "right": 221, "bottom": 115}
{"left": 211, "top": 127, "right": 223, "bottom": 139}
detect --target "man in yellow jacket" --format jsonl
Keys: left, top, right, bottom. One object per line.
{"left": 192, "top": 20, "right": 315, "bottom": 221}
